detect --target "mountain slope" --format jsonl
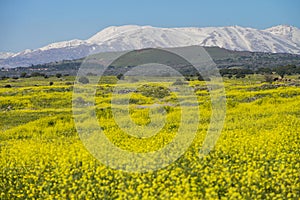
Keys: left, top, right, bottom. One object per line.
{"left": 0, "top": 52, "right": 15, "bottom": 59}
{"left": 1, "top": 25, "right": 300, "bottom": 68}
{"left": 86, "top": 25, "right": 300, "bottom": 53}
{"left": 264, "top": 25, "right": 300, "bottom": 46}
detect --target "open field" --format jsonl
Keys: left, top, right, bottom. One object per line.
{"left": 0, "top": 75, "right": 299, "bottom": 199}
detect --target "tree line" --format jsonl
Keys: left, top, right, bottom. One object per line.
{"left": 220, "top": 64, "right": 300, "bottom": 79}
{"left": 2, "top": 64, "right": 300, "bottom": 82}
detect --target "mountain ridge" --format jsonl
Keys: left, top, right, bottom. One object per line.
{"left": 1, "top": 24, "right": 300, "bottom": 68}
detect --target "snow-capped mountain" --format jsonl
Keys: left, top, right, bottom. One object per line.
{"left": 265, "top": 25, "right": 300, "bottom": 45}
{"left": 1, "top": 25, "right": 300, "bottom": 68}
{"left": 85, "top": 25, "right": 300, "bottom": 53}
{"left": 0, "top": 52, "right": 15, "bottom": 59}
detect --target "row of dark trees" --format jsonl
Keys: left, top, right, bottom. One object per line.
{"left": 22, "top": 72, "right": 66, "bottom": 78}
{"left": 220, "top": 64, "right": 300, "bottom": 78}
{"left": 2, "top": 64, "right": 299, "bottom": 81}
{"left": 1, "top": 72, "right": 68, "bottom": 80}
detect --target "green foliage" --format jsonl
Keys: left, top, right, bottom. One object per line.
{"left": 116, "top": 73, "right": 124, "bottom": 80}
{"left": 236, "top": 73, "right": 246, "bottom": 78}
{"left": 30, "top": 72, "right": 45, "bottom": 77}
{"left": 55, "top": 73, "right": 62, "bottom": 78}
{"left": 256, "top": 67, "right": 272, "bottom": 74}
{"left": 78, "top": 76, "right": 89, "bottom": 84}
{"left": 172, "top": 79, "right": 188, "bottom": 85}
{"left": 20, "top": 72, "right": 27, "bottom": 78}
{"left": 136, "top": 84, "right": 171, "bottom": 99}
{"left": 275, "top": 64, "right": 300, "bottom": 78}
{"left": 220, "top": 68, "right": 254, "bottom": 77}
{"left": 264, "top": 74, "right": 274, "bottom": 83}
{"left": 98, "top": 76, "right": 118, "bottom": 84}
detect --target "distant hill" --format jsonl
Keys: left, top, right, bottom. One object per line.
{"left": 1, "top": 46, "right": 300, "bottom": 77}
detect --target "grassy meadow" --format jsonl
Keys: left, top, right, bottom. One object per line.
{"left": 0, "top": 75, "right": 299, "bottom": 199}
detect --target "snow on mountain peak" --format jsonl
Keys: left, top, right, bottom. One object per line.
{"left": 265, "top": 25, "right": 296, "bottom": 34}
{"left": 87, "top": 25, "right": 148, "bottom": 43}
{"left": 11, "top": 49, "right": 33, "bottom": 58}
{"left": 264, "top": 25, "right": 300, "bottom": 45}
{"left": 85, "top": 24, "right": 300, "bottom": 54}
{"left": 1, "top": 24, "right": 300, "bottom": 68}
{"left": 0, "top": 52, "right": 15, "bottom": 59}
{"left": 39, "top": 39, "right": 88, "bottom": 51}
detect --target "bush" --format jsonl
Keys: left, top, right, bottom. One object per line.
{"left": 197, "top": 75, "right": 211, "bottom": 81}
{"left": 56, "top": 73, "right": 62, "bottom": 78}
{"left": 136, "top": 84, "right": 171, "bottom": 99}
{"left": 78, "top": 76, "right": 89, "bottom": 84}
{"left": 264, "top": 74, "right": 273, "bottom": 83}
{"left": 117, "top": 74, "right": 124, "bottom": 80}
{"left": 256, "top": 68, "right": 272, "bottom": 74}
{"left": 198, "top": 75, "right": 205, "bottom": 81}
{"left": 86, "top": 72, "right": 97, "bottom": 76}
{"left": 31, "top": 72, "right": 45, "bottom": 77}
{"left": 20, "top": 72, "right": 27, "bottom": 78}
{"left": 172, "top": 79, "right": 188, "bottom": 85}
{"left": 220, "top": 68, "right": 254, "bottom": 77}
{"left": 236, "top": 74, "right": 246, "bottom": 78}
{"left": 65, "top": 82, "right": 73, "bottom": 85}
{"left": 1, "top": 76, "right": 8, "bottom": 80}
{"left": 275, "top": 65, "right": 299, "bottom": 78}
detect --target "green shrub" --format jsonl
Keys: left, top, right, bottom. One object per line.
{"left": 136, "top": 84, "right": 171, "bottom": 99}
{"left": 78, "top": 76, "right": 89, "bottom": 84}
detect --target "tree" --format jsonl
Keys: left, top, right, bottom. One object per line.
{"left": 220, "top": 68, "right": 254, "bottom": 77}
{"left": 56, "top": 73, "right": 62, "bottom": 78}
{"left": 198, "top": 75, "right": 205, "bottom": 81}
{"left": 1, "top": 76, "right": 8, "bottom": 80}
{"left": 256, "top": 67, "right": 272, "bottom": 74}
{"left": 78, "top": 76, "right": 89, "bottom": 84}
{"left": 31, "top": 72, "right": 44, "bottom": 77}
{"left": 86, "top": 72, "right": 97, "bottom": 76}
{"left": 236, "top": 73, "right": 246, "bottom": 78}
{"left": 264, "top": 74, "right": 273, "bottom": 83}
{"left": 275, "top": 65, "right": 299, "bottom": 78}
{"left": 198, "top": 75, "right": 210, "bottom": 81}
{"left": 117, "top": 74, "right": 124, "bottom": 80}
{"left": 276, "top": 67, "right": 286, "bottom": 79}
{"left": 20, "top": 72, "right": 27, "bottom": 78}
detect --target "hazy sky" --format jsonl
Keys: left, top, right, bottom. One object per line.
{"left": 0, "top": 0, "right": 299, "bottom": 52}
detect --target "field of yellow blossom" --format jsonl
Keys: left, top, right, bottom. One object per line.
{"left": 0, "top": 75, "right": 299, "bottom": 199}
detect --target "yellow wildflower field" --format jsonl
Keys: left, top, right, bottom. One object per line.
{"left": 0, "top": 76, "right": 299, "bottom": 199}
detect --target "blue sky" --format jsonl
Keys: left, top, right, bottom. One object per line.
{"left": 0, "top": 0, "right": 299, "bottom": 52}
